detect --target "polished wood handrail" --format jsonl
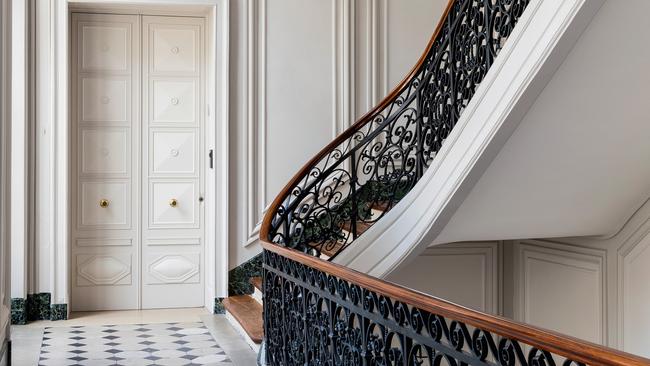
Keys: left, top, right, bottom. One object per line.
{"left": 261, "top": 241, "right": 650, "bottom": 366}
{"left": 259, "top": 0, "right": 456, "bottom": 242}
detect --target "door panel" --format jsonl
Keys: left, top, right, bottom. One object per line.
{"left": 142, "top": 16, "right": 204, "bottom": 309}
{"left": 149, "top": 180, "right": 198, "bottom": 227}
{"left": 151, "top": 79, "right": 198, "bottom": 124}
{"left": 150, "top": 26, "right": 199, "bottom": 73}
{"left": 150, "top": 129, "right": 197, "bottom": 175}
{"left": 81, "top": 24, "right": 130, "bottom": 72}
{"left": 79, "top": 127, "right": 130, "bottom": 176}
{"left": 71, "top": 13, "right": 140, "bottom": 311}
{"left": 80, "top": 77, "right": 130, "bottom": 123}
{"left": 79, "top": 181, "right": 131, "bottom": 228}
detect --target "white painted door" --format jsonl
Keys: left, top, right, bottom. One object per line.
{"left": 71, "top": 13, "right": 205, "bottom": 311}
{"left": 141, "top": 16, "right": 205, "bottom": 309}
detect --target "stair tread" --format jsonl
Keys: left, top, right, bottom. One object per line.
{"left": 249, "top": 276, "right": 262, "bottom": 291}
{"left": 319, "top": 240, "right": 346, "bottom": 258}
{"left": 223, "top": 295, "right": 263, "bottom": 343}
{"left": 341, "top": 220, "right": 373, "bottom": 235}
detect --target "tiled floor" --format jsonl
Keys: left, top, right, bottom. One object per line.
{"left": 39, "top": 322, "right": 230, "bottom": 365}
{"left": 11, "top": 309, "right": 258, "bottom": 366}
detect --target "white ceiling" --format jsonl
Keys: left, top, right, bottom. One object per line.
{"left": 434, "top": 0, "right": 650, "bottom": 244}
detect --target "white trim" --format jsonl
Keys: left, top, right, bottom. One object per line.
{"left": 615, "top": 215, "right": 650, "bottom": 350}
{"left": 244, "top": 0, "right": 267, "bottom": 246}
{"left": 333, "top": 0, "right": 606, "bottom": 278}
{"left": 332, "top": 0, "right": 354, "bottom": 137}
{"left": 47, "top": 0, "right": 230, "bottom": 311}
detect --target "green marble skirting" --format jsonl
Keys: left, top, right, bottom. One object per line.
{"left": 228, "top": 254, "right": 263, "bottom": 296}
{"left": 11, "top": 293, "right": 67, "bottom": 324}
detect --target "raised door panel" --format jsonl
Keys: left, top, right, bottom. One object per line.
{"left": 79, "top": 181, "right": 131, "bottom": 229}
{"left": 80, "top": 23, "right": 131, "bottom": 72}
{"left": 151, "top": 79, "right": 198, "bottom": 125}
{"left": 79, "top": 127, "right": 130, "bottom": 176}
{"left": 145, "top": 252, "right": 200, "bottom": 285}
{"left": 76, "top": 254, "right": 132, "bottom": 286}
{"left": 149, "top": 180, "right": 198, "bottom": 228}
{"left": 150, "top": 25, "right": 199, "bottom": 73}
{"left": 80, "top": 77, "right": 130, "bottom": 123}
{"left": 150, "top": 129, "right": 197, "bottom": 175}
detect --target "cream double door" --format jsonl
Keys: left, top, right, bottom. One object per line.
{"left": 71, "top": 13, "right": 205, "bottom": 310}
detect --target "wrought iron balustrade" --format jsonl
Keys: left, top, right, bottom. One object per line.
{"left": 265, "top": 0, "right": 532, "bottom": 260}
{"left": 261, "top": 244, "right": 650, "bottom": 366}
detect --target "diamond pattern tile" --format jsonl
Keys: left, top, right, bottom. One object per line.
{"left": 38, "top": 322, "right": 232, "bottom": 365}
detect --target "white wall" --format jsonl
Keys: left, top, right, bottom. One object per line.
{"left": 387, "top": 242, "right": 501, "bottom": 314}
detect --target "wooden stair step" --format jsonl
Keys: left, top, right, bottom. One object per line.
{"left": 341, "top": 220, "right": 373, "bottom": 235}
{"left": 249, "top": 276, "right": 262, "bottom": 292}
{"left": 222, "top": 295, "right": 263, "bottom": 344}
{"left": 319, "top": 240, "right": 346, "bottom": 258}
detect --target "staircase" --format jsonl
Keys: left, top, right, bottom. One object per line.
{"left": 223, "top": 277, "right": 264, "bottom": 351}
{"left": 221, "top": 0, "right": 650, "bottom": 364}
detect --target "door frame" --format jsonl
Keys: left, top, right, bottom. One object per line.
{"left": 54, "top": 0, "right": 230, "bottom": 314}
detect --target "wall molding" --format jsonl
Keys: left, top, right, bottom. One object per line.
{"left": 514, "top": 240, "right": 607, "bottom": 345}
{"left": 244, "top": 0, "right": 267, "bottom": 246}
{"left": 420, "top": 242, "right": 501, "bottom": 314}
{"left": 616, "top": 215, "right": 650, "bottom": 352}
{"left": 332, "top": 0, "right": 355, "bottom": 138}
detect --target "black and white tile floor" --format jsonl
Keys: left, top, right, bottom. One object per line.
{"left": 38, "top": 322, "right": 232, "bottom": 366}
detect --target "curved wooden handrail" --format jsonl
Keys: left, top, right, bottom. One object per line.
{"left": 261, "top": 241, "right": 650, "bottom": 366}
{"left": 259, "top": 0, "right": 456, "bottom": 243}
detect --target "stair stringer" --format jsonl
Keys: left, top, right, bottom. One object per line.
{"left": 333, "top": 0, "right": 605, "bottom": 278}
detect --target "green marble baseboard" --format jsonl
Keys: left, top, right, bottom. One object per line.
{"left": 228, "top": 254, "right": 263, "bottom": 296}
{"left": 10, "top": 298, "right": 26, "bottom": 325}
{"left": 213, "top": 298, "right": 225, "bottom": 314}
{"left": 11, "top": 293, "right": 67, "bottom": 323}
{"left": 50, "top": 304, "right": 68, "bottom": 321}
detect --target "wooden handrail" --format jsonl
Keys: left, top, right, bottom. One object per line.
{"left": 259, "top": 0, "right": 456, "bottom": 243}
{"left": 261, "top": 241, "right": 650, "bottom": 366}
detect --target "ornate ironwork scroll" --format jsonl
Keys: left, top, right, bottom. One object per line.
{"left": 266, "top": 0, "right": 531, "bottom": 259}
{"left": 263, "top": 249, "right": 586, "bottom": 366}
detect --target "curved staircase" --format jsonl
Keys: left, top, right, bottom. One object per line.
{"left": 223, "top": 0, "right": 650, "bottom": 364}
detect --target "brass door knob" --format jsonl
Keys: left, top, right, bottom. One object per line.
{"left": 99, "top": 199, "right": 110, "bottom": 208}
{"left": 169, "top": 198, "right": 178, "bottom": 208}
